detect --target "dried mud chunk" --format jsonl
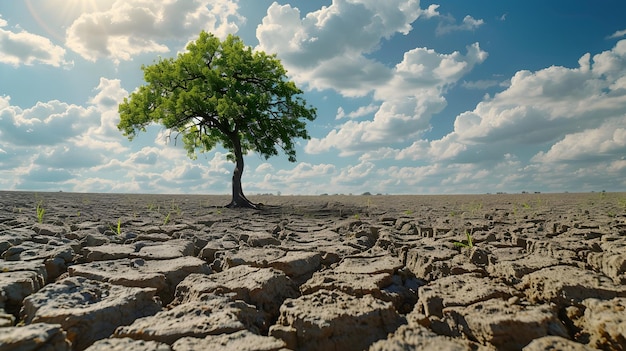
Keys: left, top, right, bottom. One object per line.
{"left": 114, "top": 296, "right": 265, "bottom": 345}
{"left": 301, "top": 271, "right": 392, "bottom": 296}
{"left": 467, "top": 245, "right": 496, "bottom": 266}
{"left": 404, "top": 243, "right": 458, "bottom": 280}
{"left": 173, "top": 266, "right": 298, "bottom": 320}
{"left": 301, "top": 269, "right": 420, "bottom": 314}
{"left": 21, "top": 277, "right": 161, "bottom": 351}
{"left": 522, "top": 336, "right": 599, "bottom": 350}
{"left": 440, "top": 299, "right": 568, "bottom": 351}
{"left": 269, "top": 250, "right": 321, "bottom": 280}
{"left": 487, "top": 254, "right": 561, "bottom": 284}
{"left": 276, "top": 229, "right": 361, "bottom": 261}
{"left": 242, "top": 231, "right": 281, "bottom": 247}
{"left": 526, "top": 236, "right": 597, "bottom": 262}
{"left": 518, "top": 265, "right": 626, "bottom": 306}
{"left": 0, "top": 309, "right": 15, "bottom": 327}
{"left": 334, "top": 251, "right": 404, "bottom": 275}
{"left": 418, "top": 273, "right": 520, "bottom": 318}
{"left": 0, "top": 323, "right": 71, "bottom": 351}
{"left": 85, "top": 337, "right": 172, "bottom": 351}
{"left": 78, "top": 232, "right": 112, "bottom": 247}
{"left": 135, "top": 232, "right": 171, "bottom": 242}
{"left": 68, "top": 256, "right": 210, "bottom": 304}
{"left": 44, "top": 246, "right": 75, "bottom": 281}
{"left": 219, "top": 247, "right": 321, "bottom": 282}
{"left": 133, "top": 239, "right": 195, "bottom": 260}
{"left": 198, "top": 239, "right": 238, "bottom": 261}
{"left": 172, "top": 330, "right": 286, "bottom": 351}
{"left": 270, "top": 290, "right": 404, "bottom": 351}
{"left": 219, "top": 247, "right": 285, "bottom": 269}
{"left": 581, "top": 297, "right": 626, "bottom": 350}
{"left": 368, "top": 324, "right": 485, "bottom": 351}
{"left": 81, "top": 244, "right": 135, "bottom": 262}
{"left": 32, "top": 223, "right": 67, "bottom": 237}
{"left": 3, "top": 242, "right": 74, "bottom": 281}
{"left": 0, "top": 262, "right": 49, "bottom": 320}
{"left": 158, "top": 223, "right": 197, "bottom": 236}
{"left": 0, "top": 229, "right": 33, "bottom": 249}
{"left": 587, "top": 251, "right": 626, "bottom": 284}
{"left": 0, "top": 259, "right": 47, "bottom": 288}
{"left": 0, "top": 271, "right": 45, "bottom": 315}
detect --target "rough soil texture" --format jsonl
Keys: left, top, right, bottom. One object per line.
{"left": 0, "top": 191, "right": 625, "bottom": 350}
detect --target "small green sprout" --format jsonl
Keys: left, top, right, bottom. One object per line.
{"left": 163, "top": 212, "right": 171, "bottom": 225}
{"left": 109, "top": 219, "right": 122, "bottom": 235}
{"left": 36, "top": 201, "right": 45, "bottom": 224}
{"left": 454, "top": 230, "right": 474, "bottom": 249}
{"left": 170, "top": 200, "right": 182, "bottom": 216}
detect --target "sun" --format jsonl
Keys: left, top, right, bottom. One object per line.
{"left": 25, "top": 0, "right": 114, "bottom": 41}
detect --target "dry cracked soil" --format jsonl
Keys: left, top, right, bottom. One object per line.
{"left": 0, "top": 191, "right": 625, "bottom": 351}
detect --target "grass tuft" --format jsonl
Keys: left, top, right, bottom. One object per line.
{"left": 453, "top": 230, "right": 474, "bottom": 249}
{"left": 36, "top": 201, "right": 45, "bottom": 224}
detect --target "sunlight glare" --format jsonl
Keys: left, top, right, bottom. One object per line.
{"left": 25, "top": 0, "right": 114, "bottom": 41}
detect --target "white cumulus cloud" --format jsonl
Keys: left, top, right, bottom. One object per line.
{"left": 258, "top": 1, "right": 488, "bottom": 158}
{"left": 391, "top": 39, "right": 626, "bottom": 192}
{"left": 451, "top": 43, "right": 626, "bottom": 150}
{"left": 436, "top": 15, "right": 484, "bottom": 36}
{"left": 608, "top": 28, "right": 626, "bottom": 39}
{"left": 65, "top": 0, "right": 244, "bottom": 62}
{"left": 307, "top": 43, "right": 487, "bottom": 155}
{"left": 0, "top": 16, "right": 72, "bottom": 67}
{"left": 336, "top": 104, "right": 379, "bottom": 120}
{"left": 0, "top": 78, "right": 134, "bottom": 190}
{"left": 532, "top": 118, "right": 626, "bottom": 163}
{"left": 256, "top": 0, "right": 423, "bottom": 95}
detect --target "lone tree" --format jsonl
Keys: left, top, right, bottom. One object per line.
{"left": 118, "top": 31, "right": 317, "bottom": 208}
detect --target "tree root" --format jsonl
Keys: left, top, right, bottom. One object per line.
{"left": 226, "top": 192, "right": 260, "bottom": 209}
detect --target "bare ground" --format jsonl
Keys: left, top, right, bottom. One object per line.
{"left": 1, "top": 191, "right": 625, "bottom": 350}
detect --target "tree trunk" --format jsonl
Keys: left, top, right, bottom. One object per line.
{"left": 226, "top": 133, "right": 257, "bottom": 209}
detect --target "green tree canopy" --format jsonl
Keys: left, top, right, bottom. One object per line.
{"left": 118, "top": 31, "right": 317, "bottom": 208}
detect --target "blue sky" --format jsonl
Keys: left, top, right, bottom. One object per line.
{"left": 1, "top": 0, "right": 626, "bottom": 195}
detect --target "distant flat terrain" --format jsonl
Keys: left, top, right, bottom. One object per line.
{"left": 2, "top": 191, "right": 624, "bottom": 227}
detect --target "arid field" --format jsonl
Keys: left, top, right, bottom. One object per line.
{"left": 1, "top": 191, "right": 625, "bottom": 350}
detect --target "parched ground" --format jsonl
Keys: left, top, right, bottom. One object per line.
{"left": 0, "top": 191, "right": 625, "bottom": 350}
